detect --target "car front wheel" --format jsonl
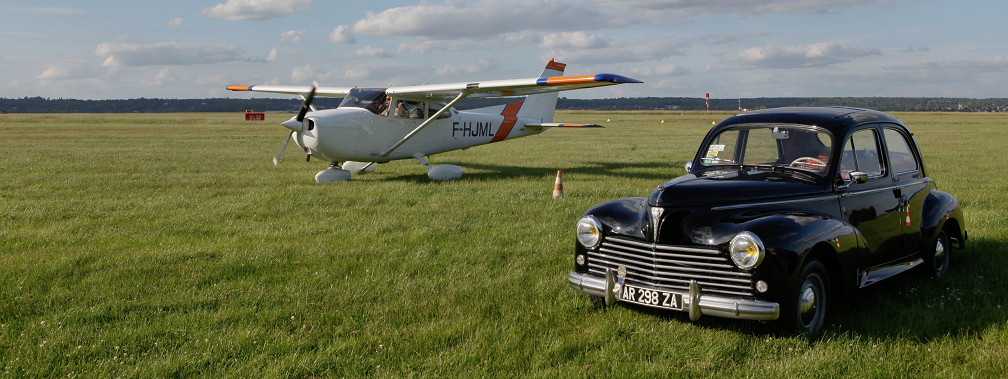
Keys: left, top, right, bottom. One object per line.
{"left": 787, "top": 260, "right": 829, "bottom": 337}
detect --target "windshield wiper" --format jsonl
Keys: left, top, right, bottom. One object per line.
{"left": 743, "top": 164, "right": 819, "bottom": 183}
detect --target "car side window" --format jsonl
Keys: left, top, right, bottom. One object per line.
{"left": 883, "top": 128, "right": 919, "bottom": 173}
{"left": 702, "top": 129, "right": 739, "bottom": 164}
{"left": 840, "top": 128, "right": 885, "bottom": 179}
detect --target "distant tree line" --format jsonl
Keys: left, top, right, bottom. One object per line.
{"left": 2, "top": 96, "right": 1007, "bottom": 113}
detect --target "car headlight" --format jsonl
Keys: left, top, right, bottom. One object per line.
{"left": 729, "top": 231, "right": 765, "bottom": 269}
{"left": 576, "top": 216, "right": 603, "bottom": 248}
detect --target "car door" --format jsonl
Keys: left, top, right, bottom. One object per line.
{"left": 837, "top": 125, "right": 905, "bottom": 269}
{"left": 882, "top": 125, "right": 929, "bottom": 256}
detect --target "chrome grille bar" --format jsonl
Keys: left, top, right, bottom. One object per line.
{"left": 587, "top": 236, "right": 755, "bottom": 297}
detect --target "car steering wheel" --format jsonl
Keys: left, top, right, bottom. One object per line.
{"left": 790, "top": 157, "right": 826, "bottom": 169}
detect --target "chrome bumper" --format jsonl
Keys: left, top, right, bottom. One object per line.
{"left": 568, "top": 271, "right": 780, "bottom": 321}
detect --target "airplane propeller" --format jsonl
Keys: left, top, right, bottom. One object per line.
{"left": 274, "top": 81, "right": 317, "bottom": 166}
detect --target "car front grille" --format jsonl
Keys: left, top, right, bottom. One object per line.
{"left": 587, "top": 236, "right": 754, "bottom": 298}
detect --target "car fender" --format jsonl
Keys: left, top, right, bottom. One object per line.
{"left": 921, "top": 189, "right": 966, "bottom": 249}
{"left": 582, "top": 197, "right": 649, "bottom": 241}
{"left": 727, "top": 212, "right": 862, "bottom": 299}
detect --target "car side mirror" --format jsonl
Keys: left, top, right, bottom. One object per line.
{"left": 684, "top": 160, "right": 693, "bottom": 173}
{"left": 850, "top": 171, "right": 869, "bottom": 184}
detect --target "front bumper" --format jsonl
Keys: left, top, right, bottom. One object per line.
{"left": 568, "top": 270, "right": 780, "bottom": 321}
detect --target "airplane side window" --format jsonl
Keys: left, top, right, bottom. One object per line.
{"left": 429, "top": 103, "right": 451, "bottom": 119}
{"left": 394, "top": 100, "right": 426, "bottom": 119}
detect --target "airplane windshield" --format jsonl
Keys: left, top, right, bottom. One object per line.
{"left": 339, "top": 88, "right": 388, "bottom": 115}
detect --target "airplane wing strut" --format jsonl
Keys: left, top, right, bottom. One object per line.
{"left": 377, "top": 91, "right": 471, "bottom": 158}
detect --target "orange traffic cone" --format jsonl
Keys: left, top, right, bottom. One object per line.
{"left": 553, "top": 170, "right": 564, "bottom": 199}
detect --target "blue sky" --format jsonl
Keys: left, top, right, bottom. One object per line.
{"left": 2, "top": 0, "right": 1006, "bottom": 100}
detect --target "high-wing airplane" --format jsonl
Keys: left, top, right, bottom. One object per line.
{"left": 227, "top": 59, "right": 641, "bottom": 182}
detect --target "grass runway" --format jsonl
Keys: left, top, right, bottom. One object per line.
{"left": 1, "top": 111, "right": 1006, "bottom": 377}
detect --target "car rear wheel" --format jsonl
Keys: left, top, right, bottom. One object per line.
{"left": 927, "top": 230, "right": 950, "bottom": 278}
{"left": 787, "top": 260, "right": 829, "bottom": 337}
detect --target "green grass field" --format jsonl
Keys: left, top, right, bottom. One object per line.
{"left": 1, "top": 111, "right": 1006, "bottom": 377}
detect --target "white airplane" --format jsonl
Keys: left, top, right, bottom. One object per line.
{"left": 227, "top": 59, "right": 641, "bottom": 182}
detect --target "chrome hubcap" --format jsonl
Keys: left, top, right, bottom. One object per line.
{"left": 934, "top": 237, "right": 947, "bottom": 271}
{"left": 799, "top": 277, "right": 820, "bottom": 326}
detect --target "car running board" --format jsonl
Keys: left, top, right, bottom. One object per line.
{"left": 859, "top": 258, "right": 924, "bottom": 288}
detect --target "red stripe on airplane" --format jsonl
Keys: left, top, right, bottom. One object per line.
{"left": 490, "top": 100, "right": 524, "bottom": 143}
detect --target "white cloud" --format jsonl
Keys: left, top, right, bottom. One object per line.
{"left": 539, "top": 32, "right": 612, "bottom": 49}
{"left": 292, "top": 65, "right": 318, "bottom": 82}
{"left": 266, "top": 47, "right": 278, "bottom": 62}
{"left": 593, "top": 0, "right": 900, "bottom": 15}
{"left": 436, "top": 58, "right": 498, "bottom": 75}
{"left": 326, "top": 25, "right": 356, "bottom": 44}
{"left": 541, "top": 36, "right": 689, "bottom": 65}
{"left": 700, "top": 32, "right": 768, "bottom": 45}
{"left": 201, "top": 0, "right": 312, "bottom": 21}
{"left": 354, "top": 46, "right": 393, "bottom": 58}
{"left": 351, "top": 0, "right": 616, "bottom": 40}
{"left": 396, "top": 40, "right": 484, "bottom": 55}
{"left": 903, "top": 46, "right": 930, "bottom": 53}
{"left": 141, "top": 68, "right": 180, "bottom": 87}
{"left": 627, "top": 64, "right": 691, "bottom": 77}
{"left": 95, "top": 42, "right": 248, "bottom": 67}
{"left": 502, "top": 32, "right": 542, "bottom": 46}
{"left": 279, "top": 30, "right": 305, "bottom": 44}
{"left": 723, "top": 42, "right": 881, "bottom": 68}
{"left": 37, "top": 62, "right": 104, "bottom": 80}
{"left": 164, "top": 18, "right": 184, "bottom": 29}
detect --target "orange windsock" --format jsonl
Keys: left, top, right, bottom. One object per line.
{"left": 553, "top": 170, "right": 564, "bottom": 199}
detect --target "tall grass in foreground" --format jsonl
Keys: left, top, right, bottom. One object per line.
{"left": 0, "top": 111, "right": 1006, "bottom": 377}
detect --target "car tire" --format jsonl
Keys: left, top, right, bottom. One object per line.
{"left": 926, "top": 230, "right": 951, "bottom": 278}
{"left": 786, "top": 260, "right": 829, "bottom": 338}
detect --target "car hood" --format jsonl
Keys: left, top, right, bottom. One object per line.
{"left": 648, "top": 170, "right": 827, "bottom": 207}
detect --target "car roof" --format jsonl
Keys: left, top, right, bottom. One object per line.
{"left": 717, "top": 107, "right": 905, "bottom": 136}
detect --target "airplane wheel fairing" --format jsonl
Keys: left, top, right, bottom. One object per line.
{"left": 315, "top": 168, "right": 352, "bottom": 183}
{"left": 428, "top": 165, "right": 462, "bottom": 181}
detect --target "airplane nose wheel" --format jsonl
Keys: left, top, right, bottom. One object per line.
{"left": 315, "top": 161, "right": 351, "bottom": 183}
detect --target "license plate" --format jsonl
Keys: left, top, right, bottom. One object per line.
{"left": 620, "top": 284, "right": 684, "bottom": 310}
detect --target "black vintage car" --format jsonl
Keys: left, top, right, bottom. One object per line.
{"left": 567, "top": 107, "right": 967, "bottom": 335}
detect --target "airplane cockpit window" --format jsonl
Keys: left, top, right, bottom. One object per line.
{"left": 394, "top": 100, "right": 426, "bottom": 119}
{"left": 339, "top": 88, "right": 388, "bottom": 115}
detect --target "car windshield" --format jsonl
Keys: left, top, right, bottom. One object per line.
{"left": 698, "top": 124, "right": 833, "bottom": 178}
{"left": 338, "top": 88, "right": 388, "bottom": 114}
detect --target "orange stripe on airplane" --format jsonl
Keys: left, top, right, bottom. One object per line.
{"left": 227, "top": 85, "right": 253, "bottom": 91}
{"left": 544, "top": 75, "right": 595, "bottom": 85}
{"left": 490, "top": 100, "right": 524, "bottom": 143}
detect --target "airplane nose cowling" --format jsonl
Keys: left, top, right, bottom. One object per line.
{"left": 281, "top": 117, "right": 304, "bottom": 132}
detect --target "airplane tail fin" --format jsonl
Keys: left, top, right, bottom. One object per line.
{"left": 516, "top": 59, "right": 565, "bottom": 123}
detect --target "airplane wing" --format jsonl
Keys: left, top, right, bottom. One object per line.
{"left": 387, "top": 73, "right": 641, "bottom": 101}
{"left": 225, "top": 84, "right": 352, "bottom": 97}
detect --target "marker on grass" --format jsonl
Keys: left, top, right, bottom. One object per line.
{"left": 553, "top": 170, "right": 564, "bottom": 199}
